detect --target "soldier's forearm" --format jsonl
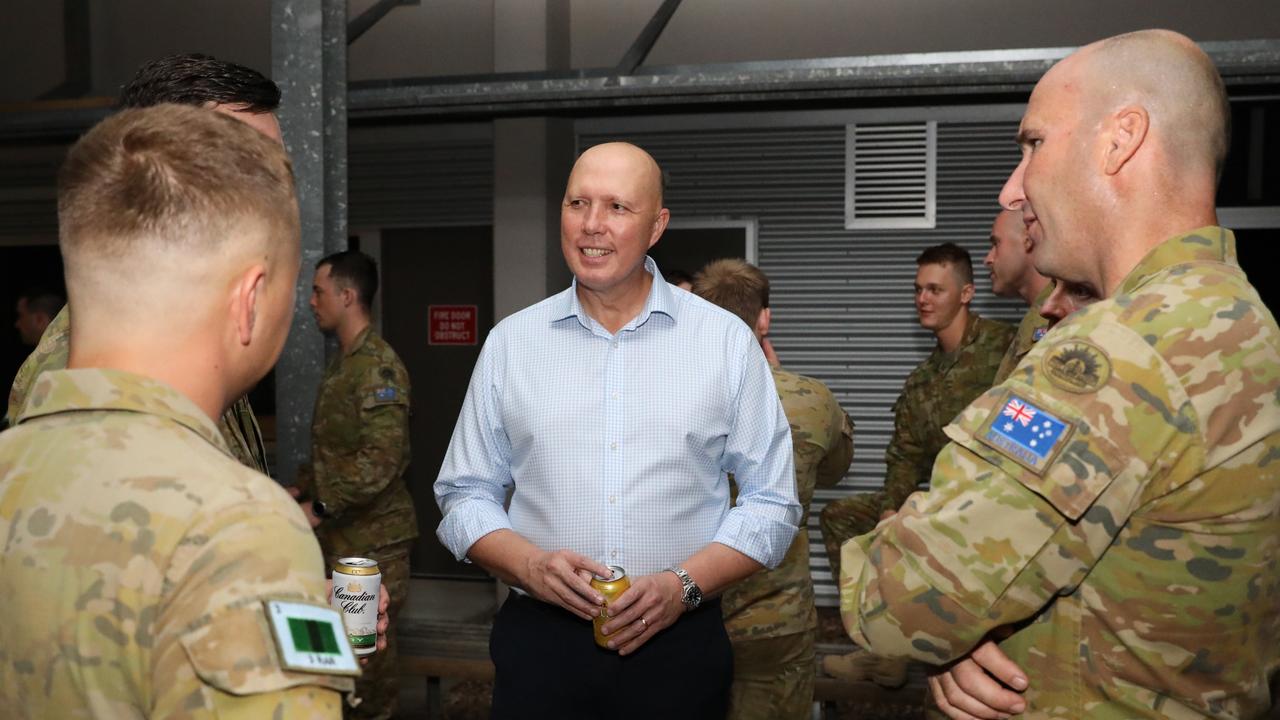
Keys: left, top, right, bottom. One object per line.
{"left": 881, "top": 462, "right": 923, "bottom": 511}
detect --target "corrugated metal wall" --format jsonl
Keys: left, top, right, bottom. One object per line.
{"left": 349, "top": 125, "right": 493, "bottom": 228}
{"left": 0, "top": 144, "right": 63, "bottom": 242}
{"left": 580, "top": 108, "right": 1026, "bottom": 604}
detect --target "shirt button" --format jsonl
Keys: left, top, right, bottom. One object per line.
{"left": 610, "top": 442, "right": 618, "bottom": 450}
{"left": 611, "top": 550, "right": 618, "bottom": 559}
{"left": 611, "top": 392, "right": 619, "bottom": 400}
{"left": 609, "top": 495, "right": 616, "bottom": 504}
{"left": 611, "top": 341, "right": 619, "bottom": 349}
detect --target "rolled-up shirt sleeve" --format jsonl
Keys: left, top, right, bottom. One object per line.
{"left": 434, "top": 335, "right": 514, "bottom": 561}
{"left": 713, "top": 337, "right": 801, "bottom": 569}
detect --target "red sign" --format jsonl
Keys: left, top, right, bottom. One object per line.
{"left": 428, "top": 305, "right": 478, "bottom": 346}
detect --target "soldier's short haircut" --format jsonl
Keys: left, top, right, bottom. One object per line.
{"left": 916, "top": 243, "right": 974, "bottom": 285}
{"left": 58, "top": 104, "right": 298, "bottom": 269}
{"left": 318, "top": 250, "right": 379, "bottom": 311}
{"left": 18, "top": 289, "right": 65, "bottom": 319}
{"left": 118, "top": 54, "right": 280, "bottom": 114}
{"left": 692, "top": 258, "right": 769, "bottom": 329}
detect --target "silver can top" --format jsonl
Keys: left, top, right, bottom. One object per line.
{"left": 334, "top": 557, "right": 380, "bottom": 576}
{"left": 592, "top": 565, "right": 626, "bottom": 582}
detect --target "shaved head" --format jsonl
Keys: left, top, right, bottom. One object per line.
{"left": 1069, "top": 29, "right": 1230, "bottom": 180}
{"left": 1000, "top": 29, "right": 1229, "bottom": 297}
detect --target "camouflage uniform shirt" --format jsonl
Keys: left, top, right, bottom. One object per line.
{"left": 882, "top": 313, "right": 1014, "bottom": 509}
{"left": 992, "top": 282, "right": 1054, "bottom": 386}
{"left": 841, "top": 228, "right": 1280, "bottom": 719}
{"left": 723, "top": 365, "right": 854, "bottom": 640}
{"left": 6, "top": 306, "right": 269, "bottom": 473}
{"left": 297, "top": 326, "right": 416, "bottom": 557}
{"left": 0, "top": 368, "right": 351, "bottom": 718}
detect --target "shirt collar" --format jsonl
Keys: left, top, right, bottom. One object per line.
{"left": 552, "top": 256, "right": 679, "bottom": 331}
{"left": 17, "top": 368, "right": 231, "bottom": 454}
{"left": 1116, "top": 226, "right": 1236, "bottom": 297}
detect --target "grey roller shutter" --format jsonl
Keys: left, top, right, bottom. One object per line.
{"left": 0, "top": 143, "right": 64, "bottom": 242}
{"left": 580, "top": 109, "right": 1025, "bottom": 605}
{"left": 349, "top": 125, "right": 493, "bottom": 228}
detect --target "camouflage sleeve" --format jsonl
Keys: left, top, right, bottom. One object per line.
{"left": 294, "top": 462, "right": 315, "bottom": 499}
{"left": 816, "top": 409, "right": 854, "bottom": 488}
{"left": 840, "top": 319, "right": 1193, "bottom": 664}
{"left": 314, "top": 362, "right": 410, "bottom": 518}
{"left": 150, "top": 486, "right": 350, "bottom": 717}
{"left": 882, "top": 390, "right": 927, "bottom": 510}
{"left": 7, "top": 306, "right": 71, "bottom": 423}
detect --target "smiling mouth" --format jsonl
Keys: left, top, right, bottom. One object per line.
{"left": 582, "top": 247, "right": 613, "bottom": 258}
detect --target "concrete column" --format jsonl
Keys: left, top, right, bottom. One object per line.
{"left": 271, "top": 0, "right": 348, "bottom": 483}
{"left": 492, "top": 0, "right": 573, "bottom": 321}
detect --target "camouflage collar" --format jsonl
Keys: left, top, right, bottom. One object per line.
{"left": 345, "top": 325, "right": 375, "bottom": 358}
{"left": 1116, "top": 226, "right": 1236, "bottom": 297}
{"left": 18, "top": 368, "right": 230, "bottom": 455}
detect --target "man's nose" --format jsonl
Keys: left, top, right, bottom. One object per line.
{"left": 999, "top": 158, "right": 1027, "bottom": 211}
{"left": 581, "top": 204, "right": 605, "bottom": 234}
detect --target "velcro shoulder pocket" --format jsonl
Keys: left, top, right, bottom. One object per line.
{"left": 944, "top": 383, "right": 1121, "bottom": 521}
{"left": 180, "top": 602, "right": 355, "bottom": 698}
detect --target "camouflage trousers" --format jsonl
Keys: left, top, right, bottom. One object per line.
{"left": 726, "top": 630, "right": 815, "bottom": 720}
{"left": 819, "top": 492, "right": 888, "bottom": 583}
{"left": 325, "top": 541, "right": 412, "bottom": 720}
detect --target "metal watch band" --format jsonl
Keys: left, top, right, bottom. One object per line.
{"left": 666, "top": 566, "right": 702, "bottom": 610}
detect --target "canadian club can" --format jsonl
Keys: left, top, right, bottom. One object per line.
{"left": 331, "top": 557, "right": 381, "bottom": 656}
{"left": 590, "top": 565, "right": 631, "bottom": 648}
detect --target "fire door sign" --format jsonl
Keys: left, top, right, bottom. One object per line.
{"left": 428, "top": 305, "right": 478, "bottom": 346}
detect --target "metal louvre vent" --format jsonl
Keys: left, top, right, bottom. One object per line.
{"left": 581, "top": 113, "right": 1022, "bottom": 606}
{"left": 845, "top": 122, "right": 936, "bottom": 230}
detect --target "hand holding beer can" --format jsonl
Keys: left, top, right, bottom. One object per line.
{"left": 590, "top": 565, "right": 631, "bottom": 648}
{"left": 331, "top": 557, "right": 381, "bottom": 656}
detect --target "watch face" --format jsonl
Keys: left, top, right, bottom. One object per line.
{"left": 685, "top": 585, "right": 703, "bottom": 608}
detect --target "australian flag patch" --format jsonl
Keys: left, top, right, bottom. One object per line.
{"left": 1032, "top": 327, "right": 1048, "bottom": 342}
{"left": 373, "top": 387, "right": 398, "bottom": 403}
{"left": 977, "top": 391, "right": 1072, "bottom": 474}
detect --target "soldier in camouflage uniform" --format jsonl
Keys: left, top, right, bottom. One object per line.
{"left": 294, "top": 250, "right": 416, "bottom": 720}
{"left": 820, "top": 244, "right": 1013, "bottom": 582}
{"left": 5, "top": 54, "right": 278, "bottom": 473}
{"left": 985, "top": 208, "right": 1053, "bottom": 385}
{"left": 0, "top": 106, "right": 353, "bottom": 717}
{"left": 843, "top": 31, "right": 1280, "bottom": 720}
{"left": 695, "top": 259, "right": 855, "bottom": 720}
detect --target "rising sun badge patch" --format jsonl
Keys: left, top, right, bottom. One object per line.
{"left": 1042, "top": 339, "right": 1111, "bottom": 394}
{"left": 977, "top": 390, "right": 1074, "bottom": 474}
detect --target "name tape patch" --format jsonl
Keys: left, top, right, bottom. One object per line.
{"left": 977, "top": 391, "right": 1073, "bottom": 475}
{"left": 264, "top": 599, "right": 360, "bottom": 676}
{"left": 373, "top": 387, "right": 399, "bottom": 403}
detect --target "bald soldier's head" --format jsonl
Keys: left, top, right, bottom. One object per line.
{"left": 58, "top": 104, "right": 300, "bottom": 417}
{"left": 1000, "top": 30, "right": 1230, "bottom": 298}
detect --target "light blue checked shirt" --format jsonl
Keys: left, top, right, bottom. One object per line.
{"left": 435, "top": 259, "right": 800, "bottom": 577}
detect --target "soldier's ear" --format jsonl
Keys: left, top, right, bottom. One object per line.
{"left": 960, "top": 282, "right": 976, "bottom": 305}
{"left": 235, "top": 265, "right": 269, "bottom": 346}
{"left": 755, "top": 307, "right": 771, "bottom": 338}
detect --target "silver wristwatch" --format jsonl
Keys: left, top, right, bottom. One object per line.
{"left": 666, "top": 567, "right": 703, "bottom": 611}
